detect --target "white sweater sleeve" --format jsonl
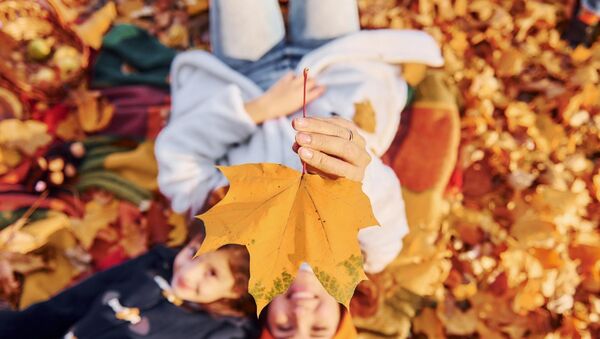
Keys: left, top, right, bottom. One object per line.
{"left": 358, "top": 150, "right": 409, "bottom": 274}
{"left": 155, "top": 84, "right": 257, "bottom": 215}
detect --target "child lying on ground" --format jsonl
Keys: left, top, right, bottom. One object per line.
{"left": 261, "top": 264, "right": 358, "bottom": 339}
{"left": 155, "top": 0, "right": 443, "bottom": 276}
{"left": 0, "top": 236, "right": 259, "bottom": 339}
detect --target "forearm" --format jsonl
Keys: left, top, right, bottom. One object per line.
{"left": 157, "top": 85, "right": 257, "bottom": 213}
{"left": 244, "top": 96, "right": 272, "bottom": 124}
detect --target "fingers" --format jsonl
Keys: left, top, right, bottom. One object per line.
{"left": 298, "top": 147, "right": 364, "bottom": 182}
{"left": 293, "top": 117, "right": 366, "bottom": 147}
{"left": 295, "top": 132, "right": 370, "bottom": 167}
{"left": 291, "top": 116, "right": 371, "bottom": 182}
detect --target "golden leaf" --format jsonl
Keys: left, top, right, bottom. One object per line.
{"left": 197, "top": 163, "right": 377, "bottom": 313}
{"left": 71, "top": 87, "right": 115, "bottom": 133}
{"left": 70, "top": 198, "right": 119, "bottom": 249}
{"left": 185, "top": 0, "right": 209, "bottom": 15}
{"left": 571, "top": 46, "right": 592, "bottom": 63}
{"left": 510, "top": 210, "right": 558, "bottom": 248}
{"left": 19, "top": 228, "right": 80, "bottom": 308}
{"left": 438, "top": 296, "right": 478, "bottom": 336}
{"left": 167, "top": 212, "right": 188, "bottom": 247}
{"left": 0, "top": 212, "right": 70, "bottom": 254}
{"left": 412, "top": 307, "right": 445, "bottom": 338}
{"left": 0, "top": 87, "right": 24, "bottom": 119}
{"left": 47, "top": 0, "right": 79, "bottom": 23}
{"left": 401, "top": 63, "right": 428, "bottom": 87}
{"left": 72, "top": 2, "right": 117, "bottom": 49}
{"left": 353, "top": 100, "right": 377, "bottom": 134}
{"left": 104, "top": 141, "right": 158, "bottom": 191}
{"left": 496, "top": 48, "right": 524, "bottom": 77}
{"left": 513, "top": 279, "right": 545, "bottom": 314}
{"left": 0, "top": 147, "right": 22, "bottom": 175}
{"left": 55, "top": 112, "right": 85, "bottom": 141}
{"left": 0, "top": 119, "right": 52, "bottom": 156}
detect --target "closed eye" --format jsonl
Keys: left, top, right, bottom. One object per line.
{"left": 276, "top": 324, "right": 293, "bottom": 333}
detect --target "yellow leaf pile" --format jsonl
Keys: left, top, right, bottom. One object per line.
{"left": 357, "top": 0, "right": 600, "bottom": 337}
{"left": 197, "top": 163, "right": 378, "bottom": 313}
{"left": 0, "top": 119, "right": 52, "bottom": 176}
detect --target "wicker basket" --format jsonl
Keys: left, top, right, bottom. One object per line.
{"left": 0, "top": 0, "right": 90, "bottom": 101}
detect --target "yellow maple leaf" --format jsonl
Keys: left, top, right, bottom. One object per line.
{"left": 70, "top": 199, "right": 119, "bottom": 249}
{"left": 197, "top": 163, "right": 378, "bottom": 313}
{"left": 71, "top": 86, "right": 115, "bottom": 133}
{"left": 72, "top": 2, "right": 117, "bottom": 49}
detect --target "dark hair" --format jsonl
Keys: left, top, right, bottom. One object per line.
{"left": 199, "top": 244, "right": 257, "bottom": 317}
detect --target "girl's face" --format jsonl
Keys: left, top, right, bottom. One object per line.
{"left": 267, "top": 268, "right": 341, "bottom": 338}
{"left": 171, "top": 239, "right": 238, "bottom": 303}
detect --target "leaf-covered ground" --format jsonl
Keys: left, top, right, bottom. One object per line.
{"left": 1, "top": 1, "right": 599, "bottom": 338}
{"left": 356, "top": 0, "right": 600, "bottom": 338}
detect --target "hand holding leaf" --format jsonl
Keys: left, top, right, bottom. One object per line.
{"left": 197, "top": 163, "right": 378, "bottom": 313}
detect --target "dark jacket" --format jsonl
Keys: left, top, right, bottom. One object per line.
{"left": 0, "top": 246, "right": 258, "bottom": 339}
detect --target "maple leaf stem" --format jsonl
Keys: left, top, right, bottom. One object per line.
{"left": 302, "top": 67, "right": 309, "bottom": 175}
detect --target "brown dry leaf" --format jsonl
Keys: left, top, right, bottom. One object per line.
{"left": 571, "top": 46, "right": 592, "bottom": 63}
{"left": 354, "top": 286, "right": 421, "bottom": 338}
{"left": 412, "top": 307, "right": 445, "bottom": 338}
{"left": 387, "top": 226, "right": 451, "bottom": 296}
{"left": 0, "top": 120, "right": 52, "bottom": 156}
{"left": 2, "top": 252, "right": 46, "bottom": 275}
{"left": 0, "top": 212, "right": 70, "bottom": 254}
{"left": 476, "top": 320, "right": 507, "bottom": 339}
{"left": 437, "top": 296, "right": 478, "bottom": 336}
{"left": 118, "top": 201, "right": 148, "bottom": 257}
{"left": 513, "top": 279, "right": 545, "bottom": 314}
{"left": 198, "top": 163, "right": 377, "bottom": 313}
{"left": 0, "top": 147, "right": 22, "bottom": 175}
{"left": 505, "top": 102, "right": 535, "bottom": 131}
{"left": 19, "top": 228, "right": 80, "bottom": 308}
{"left": 572, "top": 65, "right": 599, "bottom": 87}
{"left": 73, "top": 2, "right": 117, "bottom": 49}
{"left": 70, "top": 198, "right": 119, "bottom": 249}
{"left": 581, "top": 83, "right": 600, "bottom": 107}
{"left": 55, "top": 112, "right": 85, "bottom": 141}
{"left": 496, "top": 48, "right": 524, "bottom": 77}
{"left": 510, "top": 210, "right": 559, "bottom": 248}
{"left": 0, "top": 86, "right": 24, "bottom": 120}
{"left": 47, "top": 0, "right": 79, "bottom": 23}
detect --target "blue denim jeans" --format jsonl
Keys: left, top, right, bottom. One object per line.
{"left": 210, "top": 0, "right": 360, "bottom": 90}
{"left": 583, "top": 0, "right": 600, "bottom": 15}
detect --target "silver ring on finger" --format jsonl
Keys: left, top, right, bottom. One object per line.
{"left": 347, "top": 128, "right": 354, "bottom": 142}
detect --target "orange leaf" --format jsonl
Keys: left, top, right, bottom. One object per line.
{"left": 197, "top": 163, "right": 378, "bottom": 313}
